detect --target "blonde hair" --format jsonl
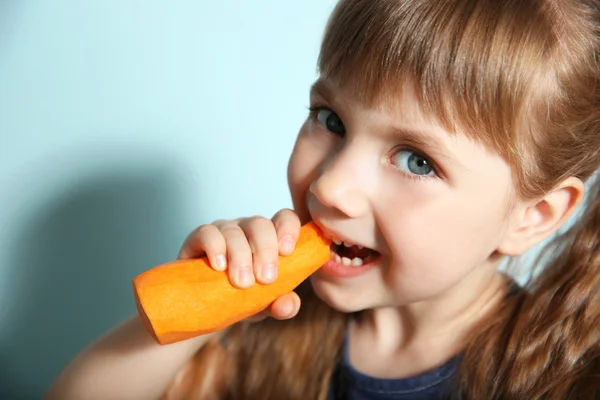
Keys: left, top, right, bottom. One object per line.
{"left": 166, "top": 0, "right": 600, "bottom": 398}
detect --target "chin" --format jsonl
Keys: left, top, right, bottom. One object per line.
{"left": 309, "top": 276, "right": 374, "bottom": 314}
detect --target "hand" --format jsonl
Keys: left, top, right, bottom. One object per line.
{"left": 178, "top": 208, "right": 303, "bottom": 321}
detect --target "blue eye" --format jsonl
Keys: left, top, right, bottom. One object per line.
{"left": 315, "top": 108, "right": 346, "bottom": 135}
{"left": 393, "top": 150, "right": 435, "bottom": 176}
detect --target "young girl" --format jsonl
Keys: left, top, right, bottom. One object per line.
{"left": 46, "top": 0, "right": 600, "bottom": 398}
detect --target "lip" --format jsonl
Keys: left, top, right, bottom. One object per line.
{"left": 317, "top": 251, "right": 383, "bottom": 279}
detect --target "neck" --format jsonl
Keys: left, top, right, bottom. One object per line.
{"left": 354, "top": 264, "right": 510, "bottom": 361}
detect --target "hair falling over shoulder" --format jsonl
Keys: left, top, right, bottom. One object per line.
{"left": 165, "top": 0, "right": 600, "bottom": 398}
{"left": 458, "top": 177, "right": 600, "bottom": 399}
{"left": 162, "top": 282, "right": 348, "bottom": 400}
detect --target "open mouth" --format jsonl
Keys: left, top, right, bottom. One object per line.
{"left": 329, "top": 241, "right": 381, "bottom": 267}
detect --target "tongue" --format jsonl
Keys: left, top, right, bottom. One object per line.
{"left": 335, "top": 244, "right": 376, "bottom": 259}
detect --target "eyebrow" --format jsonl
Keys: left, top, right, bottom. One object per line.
{"left": 310, "top": 79, "right": 335, "bottom": 103}
{"left": 389, "top": 127, "right": 447, "bottom": 156}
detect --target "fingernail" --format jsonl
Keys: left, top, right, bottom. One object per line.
{"left": 238, "top": 266, "right": 252, "bottom": 285}
{"left": 281, "top": 236, "right": 295, "bottom": 254}
{"left": 215, "top": 255, "right": 227, "bottom": 271}
{"left": 262, "top": 262, "right": 277, "bottom": 281}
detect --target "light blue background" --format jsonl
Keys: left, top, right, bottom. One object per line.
{"left": 0, "top": 1, "right": 336, "bottom": 398}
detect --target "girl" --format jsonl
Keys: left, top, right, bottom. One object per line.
{"left": 46, "top": 0, "right": 600, "bottom": 398}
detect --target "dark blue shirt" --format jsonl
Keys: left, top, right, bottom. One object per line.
{"left": 328, "top": 335, "right": 459, "bottom": 400}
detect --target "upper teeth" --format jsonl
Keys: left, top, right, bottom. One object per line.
{"left": 332, "top": 236, "right": 363, "bottom": 249}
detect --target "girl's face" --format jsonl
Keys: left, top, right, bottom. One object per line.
{"left": 287, "top": 77, "right": 518, "bottom": 312}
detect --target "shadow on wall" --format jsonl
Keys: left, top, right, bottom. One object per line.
{"left": 0, "top": 164, "right": 192, "bottom": 399}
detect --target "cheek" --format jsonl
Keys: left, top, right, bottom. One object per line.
{"left": 286, "top": 128, "right": 330, "bottom": 221}
{"left": 381, "top": 189, "right": 510, "bottom": 293}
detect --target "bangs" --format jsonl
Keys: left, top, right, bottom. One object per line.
{"left": 318, "top": 0, "right": 561, "bottom": 162}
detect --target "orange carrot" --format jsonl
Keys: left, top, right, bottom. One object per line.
{"left": 132, "top": 221, "right": 331, "bottom": 345}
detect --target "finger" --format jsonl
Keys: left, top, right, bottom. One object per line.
{"left": 246, "top": 292, "right": 301, "bottom": 323}
{"left": 269, "top": 292, "right": 301, "bottom": 320}
{"left": 178, "top": 224, "right": 227, "bottom": 271}
{"left": 221, "top": 223, "right": 255, "bottom": 289}
{"left": 240, "top": 217, "right": 279, "bottom": 284}
{"left": 271, "top": 209, "right": 302, "bottom": 256}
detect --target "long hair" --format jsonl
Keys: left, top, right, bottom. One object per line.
{"left": 165, "top": 0, "right": 600, "bottom": 398}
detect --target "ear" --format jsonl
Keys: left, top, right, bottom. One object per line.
{"left": 497, "top": 177, "right": 585, "bottom": 256}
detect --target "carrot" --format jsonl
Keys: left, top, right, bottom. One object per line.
{"left": 132, "top": 221, "right": 331, "bottom": 345}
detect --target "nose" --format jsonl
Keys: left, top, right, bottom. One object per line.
{"left": 309, "top": 146, "right": 371, "bottom": 218}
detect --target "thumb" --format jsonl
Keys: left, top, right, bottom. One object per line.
{"left": 246, "top": 291, "right": 301, "bottom": 323}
